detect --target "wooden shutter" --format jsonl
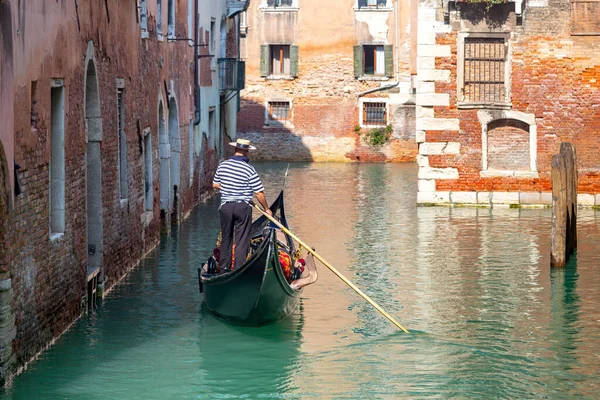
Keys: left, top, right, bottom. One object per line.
{"left": 354, "top": 46, "right": 364, "bottom": 78}
{"left": 260, "top": 45, "right": 269, "bottom": 77}
{"left": 290, "top": 45, "right": 299, "bottom": 77}
{"left": 237, "top": 61, "right": 246, "bottom": 90}
{"left": 384, "top": 45, "right": 393, "bottom": 77}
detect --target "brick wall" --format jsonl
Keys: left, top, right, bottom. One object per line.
{"left": 2, "top": 0, "right": 227, "bottom": 381}
{"left": 416, "top": 1, "right": 600, "bottom": 206}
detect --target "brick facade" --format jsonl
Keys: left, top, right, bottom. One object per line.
{"left": 416, "top": 0, "right": 600, "bottom": 207}
{"left": 0, "top": 0, "right": 243, "bottom": 384}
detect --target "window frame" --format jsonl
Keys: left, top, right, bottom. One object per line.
{"left": 359, "top": 99, "right": 389, "bottom": 128}
{"left": 260, "top": 0, "right": 299, "bottom": 11}
{"left": 354, "top": 0, "right": 392, "bottom": 11}
{"left": 260, "top": 44, "right": 299, "bottom": 79}
{"left": 265, "top": 100, "right": 293, "bottom": 126}
{"left": 457, "top": 32, "right": 511, "bottom": 110}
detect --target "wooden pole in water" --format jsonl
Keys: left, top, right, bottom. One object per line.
{"left": 251, "top": 202, "right": 409, "bottom": 333}
{"left": 551, "top": 153, "right": 567, "bottom": 267}
{"left": 560, "top": 142, "right": 578, "bottom": 256}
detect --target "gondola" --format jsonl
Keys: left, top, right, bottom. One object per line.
{"left": 198, "top": 191, "right": 302, "bottom": 326}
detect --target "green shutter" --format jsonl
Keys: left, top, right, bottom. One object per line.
{"left": 290, "top": 45, "right": 299, "bottom": 78}
{"left": 237, "top": 61, "right": 246, "bottom": 90}
{"left": 384, "top": 45, "right": 394, "bottom": 78}
{"left": 354, "top": 46, "right": 363, "bottom": 79}
{"left": 260, "top": 45, "right": 269, "bottom": 77}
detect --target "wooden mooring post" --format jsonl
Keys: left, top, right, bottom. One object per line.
{"left": 551, "top": 142, "right": 578, "bottom": 267}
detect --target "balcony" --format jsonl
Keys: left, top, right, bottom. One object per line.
{"left": 218, "top": 58, "right": 246, "bottom": 92}
{"left": 227, "top": 0, "right": 250, "bottom": 18}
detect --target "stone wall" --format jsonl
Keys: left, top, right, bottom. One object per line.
{"left": 416, "top": 0, "right": 600, "bottom": 207}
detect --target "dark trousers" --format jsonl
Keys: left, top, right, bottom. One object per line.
{"left": 219, "top": 202, "right": 252, "bottom": 270}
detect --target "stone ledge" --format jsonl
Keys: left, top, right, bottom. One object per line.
{"left": 416, "top": 118, "right": 460, "bottom": 131}
{"left": 416, "top": 190, "right": 599, "bottom": 207}
{"left": 416, "top": 93, "right": 450, "bottom": 107}
{"left": 418, "top": 167, "right": 459, "bottom": 180}
{"left": 419, "top": 142, "right": 460, "bottom": 155}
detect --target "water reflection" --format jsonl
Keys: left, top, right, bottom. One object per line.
{"left": 1, "top": 162, "right": 600, "bottom": 399}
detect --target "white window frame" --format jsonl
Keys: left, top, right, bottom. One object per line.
{"left": 359, "top": 98, "right": 389, "bottom": 128}
{"left": 139, "top": 0, "right": 149, "bottom": 38}
{"left": 157, "top": 0, "right": 163, "bottom": 40}
{"left": 116, "top": 79, "right": 129, "bottom": 204}
{"left": 167, "top": 0, "right": 176, "bottom": 39}
{"left": 260, "top": 0, "right": 299, "bottom": 11}
{"left": 477, "top": 110, "right": 538, "bottom": 178}
{"left": 50, "top": 79, "right": 66, "bottom": 240}
{"left": 353, "top": 0, "right": 393, "bottom": 11}
{"left": 457, "top": 32, "right": 512, "bottom": 110}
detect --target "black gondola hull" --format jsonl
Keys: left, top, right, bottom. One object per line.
{"left": 200, "top": 192, "right": 302, "bottom": 326}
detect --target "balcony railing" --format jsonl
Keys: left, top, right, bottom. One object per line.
{"left": 218, "top": 58, "right": 246, "bottom": 91}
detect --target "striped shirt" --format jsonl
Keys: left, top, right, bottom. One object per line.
{"left": 213, "top": 156, "right": 264, "bottom": 205}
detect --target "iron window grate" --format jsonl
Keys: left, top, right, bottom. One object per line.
{"left": 464, "top": 37, "right": 506, "bottom": 103}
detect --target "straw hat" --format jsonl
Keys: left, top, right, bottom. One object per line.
{"left": 229, "top": 138, "right": 257, "bottom": 150}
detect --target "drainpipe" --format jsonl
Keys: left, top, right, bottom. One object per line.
{"left": 193, "top": 0, "right": 201, "bottom": 126}
{"left": 358, "top": 0, "right": 401, "bottom": 97}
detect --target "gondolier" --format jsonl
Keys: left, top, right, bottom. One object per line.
{"left": 213, "top": 138, "right": 272, "bottom": 271}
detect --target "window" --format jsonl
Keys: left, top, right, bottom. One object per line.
{"left": 189, "top": 120, "right": 194, "bottom": 184}
{"left": 50, "top": 80, "right": 65, "bottom": 236}
{"left": 117, "top": 86, "right": 129, "bottom": 200}
{"left": 139, "top": 0, "right": 148, "bottom": 37}
{"left": 168, "top": 0, "right": 175, "bottom": 38}
{"left": 357, "top": 0, "right": 388, "bottom": 8}
{"left": 188, "top": 0, "right": 193, "bottom": 44}
{"left": 267, "top": 0, "right": 294, "bottom": 6}
{"left": 143, "top": 129, "right": 153, "bottom": 211}
{"left": 354, "top": 44, "right": 393, "bottom": 78}
{"left": 267, "top": 101, "right": 291, "bottom": 124}
{"left": 361, "top": 101, "right": 387, "bottom": 126}
{"left": 458, "top": 35, "right": 509, "bottom": 106}
{"left": 571, "top": 0, "right": 600, "bottom": 35}
{"left": 157, "top": 0, "right": 162, "bottom": 36}
{"left": 260, "top": 45, "right": 299, "bottom": 78}
{"left": 240, "top": 11, "right": 248, "bottom": 36}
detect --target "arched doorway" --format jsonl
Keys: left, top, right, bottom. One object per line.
{"left": 168, "top": 97, "right": 180, "bottom": 222}
{"left": 84, "top": 47, "right": 103, "bottom": 287}
{"left": 158, "top": 99, "right": 170, "bottom": 221}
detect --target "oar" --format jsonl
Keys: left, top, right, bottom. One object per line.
{"left": 251, "top": 202, "right": 409, "bottom": 333}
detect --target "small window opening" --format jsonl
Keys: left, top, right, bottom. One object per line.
{"left": 117, "top": 87, "right": 129, "bottom": 200}
{"left": 268, "top": 101, "right": 291, "bottom": 123}
{"left": 50, "top": 83, "right": 66, "bottom": 235}
{"left": 363, "top": 102, "right": 387, "bottom": 126}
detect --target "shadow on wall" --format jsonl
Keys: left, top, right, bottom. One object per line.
{"left": 236, "top": 98, "right": 313, "bottom": 162}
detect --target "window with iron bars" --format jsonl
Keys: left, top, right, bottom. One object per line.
{"left": 463, "top": 37, "right": 507, "bottom": 104}
{"left": 362, "top": 102, "right": 387, "bottom": 126}
{"left": 267, "top": 0, "right": 293, "bottom": 6}
{"left": 358, "top": 0, "right": 388, "bottom": 8}
{"left": 268, "top": 101, "right": 291, "bottom": 123}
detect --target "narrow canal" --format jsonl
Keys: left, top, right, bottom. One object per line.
{"left": 2, "top": 163, "right": 600, "bottom": 399}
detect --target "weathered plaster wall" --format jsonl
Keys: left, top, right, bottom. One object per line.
{"left": 238, "top": 0, "right": 417, "bottom": 162}
{"left": 416, "top": 0, "right": 600, "bottom": 207}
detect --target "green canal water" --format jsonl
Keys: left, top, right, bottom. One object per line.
{"left": 2, "top": 163, "right": 600, "bottom": 399}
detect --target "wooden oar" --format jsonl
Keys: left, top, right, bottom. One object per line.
{"left": 251, "top": 202, "right": 409, "bottom": 333}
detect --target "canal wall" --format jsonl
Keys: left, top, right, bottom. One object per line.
{"left": 0, "top": 0, "right": 242, "bottom": 385}
{"left": 415, "top": 0, "right": 600, "bottom": 207}
{"left": 237, "top": 0, "right": 418, "bottom": 162}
